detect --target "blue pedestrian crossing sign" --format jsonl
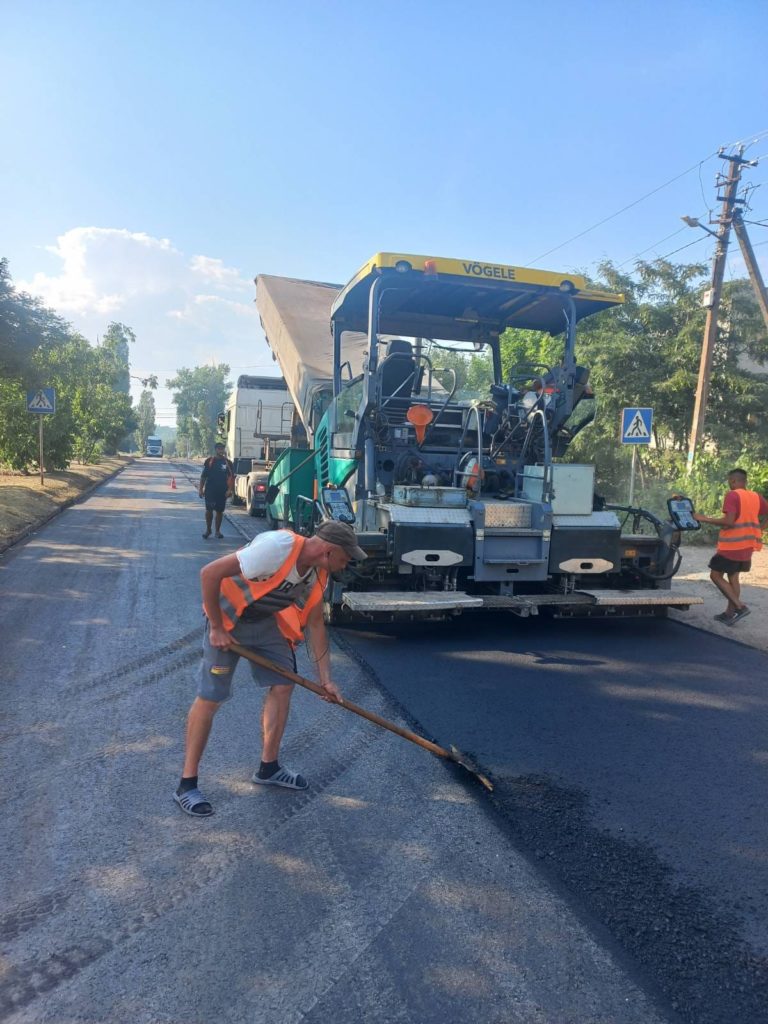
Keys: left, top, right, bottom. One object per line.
{"left": 621, "top": 407, "right": 652, "bottom": 445}
{"left": 26, "top": 388, "right": 56, "bottom": 414}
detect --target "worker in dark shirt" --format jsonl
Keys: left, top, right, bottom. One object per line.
{"left": 199, "top": 442, "right": 234, "bottom": 539}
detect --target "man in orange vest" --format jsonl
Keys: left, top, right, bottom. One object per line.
{"left": 694, "top": 467, "right": 768, "bottom": 626}
{"left": 174, "top": 521, "right": 366, "bottom": 816}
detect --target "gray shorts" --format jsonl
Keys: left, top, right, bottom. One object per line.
{"left": 198, "top": 618, "right": 297, "bottom": 703}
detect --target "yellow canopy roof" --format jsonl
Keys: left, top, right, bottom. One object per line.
{"left": 331, "top": 253, "right": 623, "bottom": 340}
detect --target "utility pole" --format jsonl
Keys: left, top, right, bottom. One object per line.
{"left": 732, "top": 209, "right": 768, "bottom": 333}
{"left": 686, "top": 146, "right": 753, "bottom": 471}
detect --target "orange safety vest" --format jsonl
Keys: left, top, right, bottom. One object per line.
{"left": 465, "top": 456, "right": 484, "bottom": 491}
{"left": 717, "top": 489, "right": 763, "bottom": 555}
{"left": 218, "top": 532, "right": 327, "bottom": 646}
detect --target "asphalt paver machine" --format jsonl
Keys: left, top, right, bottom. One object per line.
{"left": 256, "top": 253, "right": 701, "bottom": 623}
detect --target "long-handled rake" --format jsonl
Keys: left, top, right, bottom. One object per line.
{"left": 229, "top": 642, "right": 493, "bottom": 792}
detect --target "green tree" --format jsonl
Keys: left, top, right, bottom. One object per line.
{"left": 36, "top": 332, "right": 136, "bottom": 464}
{"left": 497, "top": 260, "right": 768, "bottom": 508}
{"left": 0, "top": 331, "right": 135, "bottom": 469}
{"left": 499, "top": 327, "right": 561, "bottom": 384}
{"left": 101, "top": 322, "right": 135, "bottom": 394}
{"left": 133, "top": 373, "right": 159, "bottom": 390}
{"left": 0, "top": 259, "right": 71, "bottom": 377}
{"left": 429, "top": 348, "right": 493, "bottom": 398}
{"left": 0, "top": 378, "right": 41, "bottom": 470}
{"left": 0, "top": 264, "right": 83, "bottom": 469}
{"left": 575, "top": 261, "right": 768, "bottom": 496}
{"left": 166, "top": 364, "right": 231, "bottom": 457}
{"left": 135, "top": 390, "right": 157, "bottom": 452}
{"left": 0, "top": 263, "right": 139, "bottom": 468}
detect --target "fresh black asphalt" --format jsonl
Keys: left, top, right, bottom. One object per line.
{"left": 337, "top": 613, "right": 768, "bottom": 1024}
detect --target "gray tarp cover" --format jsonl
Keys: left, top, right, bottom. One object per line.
{"left": 255, "top": 275, "right": 368, "bottom": 430}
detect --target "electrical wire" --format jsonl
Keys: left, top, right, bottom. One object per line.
{"left": 614, "top": 154, "right": 768, "bottom": 270}
{"left": 698, "top": 161, "right": 713, "bottom": 218}
{"left": 617, "top": 225, "right": 690, "bottom": 268}
{"left": 654, "top": 235, "right": 711, "bottom": 262}
{"left": 527, "top": 133, "right": 768, "bottom": 268}
{"left": 527, "top": 152, "right": 719, "bottom": 265}
{"left": 723, "top": 129, "right": 768, "bottom": 151}
{"left": 618, "top": 168, "right": 765, "bottom": 270}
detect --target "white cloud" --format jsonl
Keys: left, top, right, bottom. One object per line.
{"left": 190, "top": 255, "right": 250, "bottom": 292}
{"left": 25, "top": 227, "right": 184, "bottom": 315}
{"left": 168, "top": 292, "right": 257, "bottom": 325}
{"left": 19, "top": 227, "right": 273, "bottom": 426}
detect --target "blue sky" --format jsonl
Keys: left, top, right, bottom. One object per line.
{"left": 2, "top": 1, "right": 767, "bottom": 425}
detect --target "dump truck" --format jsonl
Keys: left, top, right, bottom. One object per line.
{"left": 223, "top": 374, "right": 294, "bottom": 516}
{"left": 254, "top": 276, "right": 347, "bottom": 528}
{"left": 255, "top": 254, "right": 701, "bottom": 623}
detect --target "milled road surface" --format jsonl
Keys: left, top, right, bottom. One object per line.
{"left": 0, "top": 459, "right": 674, "bottom": 1024}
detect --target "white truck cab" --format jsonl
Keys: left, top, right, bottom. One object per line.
{"left": 224, "top": 375, "right": 294, "bottom": 516}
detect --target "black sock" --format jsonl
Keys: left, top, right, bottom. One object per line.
{"left": 257, "top": 760, "right": 279, "bottom": 780}
{"left": 178, "top": 775, "right": 198, "bottom": 795}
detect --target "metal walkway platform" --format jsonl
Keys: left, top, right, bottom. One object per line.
{"left": 342, "top": 591, "right": 483, "bottom": 613}
{"left": 341, "top": 589, "right": 703, "bottom": 615}
{"left": 577, "top": 589, "right": 703, "bottom": 607}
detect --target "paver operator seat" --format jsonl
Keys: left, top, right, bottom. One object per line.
{"left": 379, "top": 339, "right": 416, "bottom": 407}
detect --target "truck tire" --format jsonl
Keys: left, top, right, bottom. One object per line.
{"left": 264, "top": 505, "right": 279, "bottom": 530}
{"left": 247, "top": 488, "right": 258, "bottom": 517}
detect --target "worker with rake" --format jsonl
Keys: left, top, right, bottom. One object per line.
{"left": 174, "top": 522, "right": 365, "bottom": 817}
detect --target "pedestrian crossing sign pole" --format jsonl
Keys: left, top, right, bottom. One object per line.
{"left": 26, "top": 389, "right": 56, "bottom": 486}
{"left": 621, "top": 407, "right": 652, "bottom": 505}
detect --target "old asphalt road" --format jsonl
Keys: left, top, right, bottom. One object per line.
{"left": 0, "top": 458, "right": 746, "bottom": 1024}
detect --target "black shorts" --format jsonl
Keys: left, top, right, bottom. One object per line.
{"left": 709, "top": 553, "right": 752, "bottom": 574}
{"left": 204, "top": 493, "right": 227, "bottom": 513}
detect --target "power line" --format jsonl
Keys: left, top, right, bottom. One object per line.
{"left": 527, "top": 151, "right": 719, "bottom": 265}
{"left": 622, "top": 153, "right": 768, "bottom": 271}
{"left": 656, "top": 235, "right": 710, "bottom": 262}
{"left": 698, "top": 162, "right": 713, "bottom": 218}
{"left": 617, "top": 225, "right": 690, "bottom": 267}
{"left": 723, "top": 128, "right": 768, "bottom": 151}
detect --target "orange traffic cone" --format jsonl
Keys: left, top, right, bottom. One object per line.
{"left": 171, "top": 477, "right": 177, "bottom": 489}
